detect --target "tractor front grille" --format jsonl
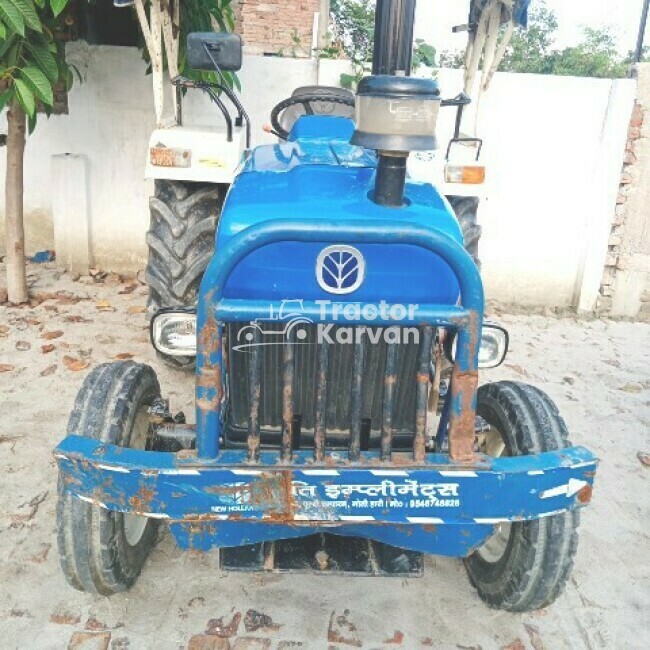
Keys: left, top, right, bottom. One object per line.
{"left": 225, "top": 323, "right": 435, "bottom": 461}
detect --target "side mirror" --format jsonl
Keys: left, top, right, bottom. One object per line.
{"left": 186, "top": 32, "right": 242, "bottom": 72}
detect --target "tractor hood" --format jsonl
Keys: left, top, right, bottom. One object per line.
{"left": 215, "top": 116, "right": 466, "bottom": 306}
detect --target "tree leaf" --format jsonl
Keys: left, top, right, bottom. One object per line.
{"left": 0, "top": 33, "right": 17, "bottom": 58}
{"left": 0, "top": 88, "right": 13, "bottom": 111}
{"left": 8, "top": 0, "right": 40, "bottom": 32}
{"left": 0, "top": 0, "right": 25, "bottom": 36}
{"left": 13, "top": 77, "right": 35, "bottom": 116}
{"left": 26, "top": 41, "right": 58, "bottom": 83}
{"left": 19, "top": 65, "right": 53, "bottom": 105}
{"left": 49, "top": 0, "right": 68, "bottom": 18}
{"left": 27, "top": 108, "right": 37, "bottom": 133}
{"left": 0, "top": 18, "right": 5, "bottom": 37}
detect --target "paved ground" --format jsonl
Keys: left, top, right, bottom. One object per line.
{"left": 0, "top": 263, "right": 649, "bottom": 650}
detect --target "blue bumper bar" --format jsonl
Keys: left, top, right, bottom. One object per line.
{"left": 55, "top": 436, "right": 597, "bottom": 554}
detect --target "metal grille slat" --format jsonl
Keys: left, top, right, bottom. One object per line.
{"left": 281, "top": 329, "right": 295, "bottom": 461}
{"left": 313, "top": 341, "right": 329, "bottom": 462}
{"left": 381, "top": 342, "right": 399, "bottom": 461}
{"left": 349, "top": 339, "right": 366, "bottom": 461}
{"left": 414, "top": 326, "right": 434, "bottom": 462}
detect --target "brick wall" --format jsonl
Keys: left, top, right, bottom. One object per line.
{"left": 598, "top": 63, "right": 650, "bottom": 322}
{"left": 233, "top": 0, "right": 322, "bottom": 56}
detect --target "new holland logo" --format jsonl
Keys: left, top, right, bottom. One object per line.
{"left": 316, "top": 245, "right": 366, "bottom": 295}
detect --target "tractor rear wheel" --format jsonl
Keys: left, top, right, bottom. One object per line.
{"left": 146, "top": 180, "right": 224, "bottom": 369}
{"left": 56, "top": 362, "right": 161, "bottom": 595}
{"left": 446, "top": 195, "right": 481, "bottom": 268}
{"left": 465, "top": 382, "right": 580, "bottom": 612}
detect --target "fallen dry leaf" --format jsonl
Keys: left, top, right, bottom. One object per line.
{"left": 96, "top": 300, "right": 116, "bottom": 312}
{"left": 114, "top": 353, "right": 134, "bottom": 360}
{"left": 84, "top": 616, "right": 109, "bottom": 631}
{"left": 41, "top": 344, "right": 55, "bottom": 354}
{"left": 67, "top": 632, "right": 111, "bottom": 650}
{"left": 0, "top": 325, "right": 9, "bottom": 337}
{"left": 637, "top": 451, "right": 650, "bottom": 467}
{"left": 0, "top": 364, "right": 15, "bottom": 373}
{"left": 41, "top": 330, "right": 64, "bottom": 340}
{"left": 119, "top": 282, "right": 138, "bottom": 295}
{"left": 502, "top": 641, "right": 526, "bottom": 650}
{"left": 127, "top": 305, "right": 147, "bottom": 315}
{"left": 40, "top": 365, "right": 57, "bottom": 377}
{"left": 15, "top": 340, "right": 31, "bottom": 351}
{"left": 505, "top": 364, "right": 530, "bottom": 378}
{"left": 25, "top": 318, "right": 41, "bottom": 326}
{"left": 50, "top": 612, "right": 80, "bottom": 626}
{"left": 64, "top": 315, "right": 92, "bottom": 323}
{"left": 63, "top": 356, "right": 90, "bottom": 372}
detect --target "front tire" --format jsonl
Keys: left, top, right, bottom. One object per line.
{"left": 465, "top": 382, "right": 580, "bottom": 612}
{"left": 57, "top": 362, "right": 161, "bottom": 594}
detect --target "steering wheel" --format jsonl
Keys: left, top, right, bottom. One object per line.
{"left": 270, "top": 93, "right": 356, "bottom": 140}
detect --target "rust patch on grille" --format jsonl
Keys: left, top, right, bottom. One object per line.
{"left": 448, "top": 367, "right": 479, "bottom": 462}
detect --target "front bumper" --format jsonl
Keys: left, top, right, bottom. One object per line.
{"left": 55, "top": 436, "right": 597, "bottom": 556}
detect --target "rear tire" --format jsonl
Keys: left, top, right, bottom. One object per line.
{"left": 465, "top": 382, "right": 580, "bottom": 612}
{"left": 56, "top": 362, "right": 161, "bottom": 594}
{"left": 146, "top": 180, "right": 223, "bottom": 370}
{"left": 447, "top": 195, "right": 481, "bottom": 268}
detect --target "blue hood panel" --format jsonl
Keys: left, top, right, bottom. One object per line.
{"left": 216, "top": 117, "right": 467, "bottom": 305}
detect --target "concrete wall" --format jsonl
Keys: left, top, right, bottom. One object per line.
{"left": 0, "top": 44, "right": 637, "bottom": 311}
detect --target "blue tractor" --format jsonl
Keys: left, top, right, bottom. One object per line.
{"left": 54, "top": 0, "right": 597, "bottom": 611}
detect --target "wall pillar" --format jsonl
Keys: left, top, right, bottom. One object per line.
{"left": 52, "top": 154, "right": 92, "bottom": 275}
{"left": 598, "top": 63, "right": 650, "bottom": 321}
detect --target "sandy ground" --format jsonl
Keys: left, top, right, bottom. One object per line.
{"left": 0, "top": 262, "right": 649, "bottom": 650}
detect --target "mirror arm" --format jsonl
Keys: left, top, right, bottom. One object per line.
{"left": 204, "top": 87, "right": 233, "bottom": 142}
{"left": 202, "top": 42, "right": 251, "bottom": 149}
{"left": 216, "top": 84, "right": 251, "bottom": 150}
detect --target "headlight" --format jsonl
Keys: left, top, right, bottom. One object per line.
{"left": 151, "top": 310, "right": 197, "bottom": 357}
{"left": 444, "top": 323, "right": 509, "bottom": 369}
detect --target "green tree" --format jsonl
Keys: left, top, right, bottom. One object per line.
{"left": 440, "top": 3, "right": 630, "bottom": 80}
{"left": 0, "top": 0, "right": 73, "bottom": 304}
{"left": 330, "top": 0, "right": 436, "bottom": 89}
{"left": 499, "top": 4, "right": 558, "bottom": 74}
{"left": 330, "top": 0, "right": 376, "bottom": 65}
{"left": 544, "top": 27, "right": 627, "bottom": 79}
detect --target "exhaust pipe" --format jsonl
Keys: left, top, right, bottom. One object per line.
{"left": 372, "top": 0, "right": 417, "bottom": 76}
{"left": 351, "top": 0, "right": 441, "bottom": 208}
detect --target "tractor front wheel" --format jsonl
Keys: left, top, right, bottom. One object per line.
{"left": 56, "top": 362, "right": 161, "bottom": 595}
{"left": 465, "top": 382, "right": 580, "bottom": 612}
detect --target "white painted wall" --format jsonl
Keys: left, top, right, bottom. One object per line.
{"left": 0, "top": 44, "right": 636, "bottom": 309}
